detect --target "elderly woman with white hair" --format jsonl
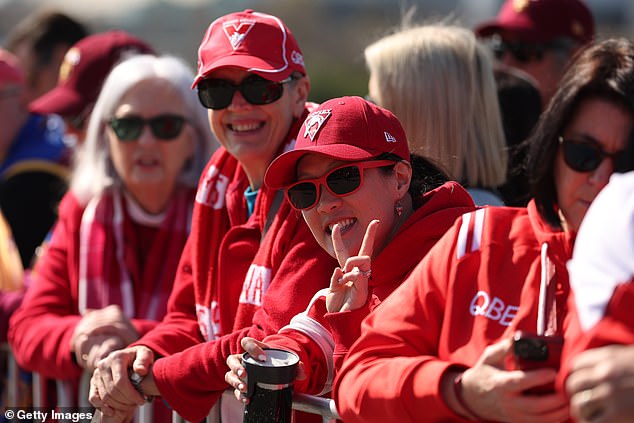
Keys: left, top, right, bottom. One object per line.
{"left": 8, "top": 53, "right": 216, "bottom": 413}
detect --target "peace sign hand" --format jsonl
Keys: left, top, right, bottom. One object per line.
{"left": 326, "top": 220, "right": 379, "bottom": 313}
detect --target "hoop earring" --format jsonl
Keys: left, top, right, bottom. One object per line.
{"left": 395, "top": 201, "right": 403, "bottom": 217}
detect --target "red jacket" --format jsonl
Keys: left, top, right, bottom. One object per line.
{"left": 9, "top": 189, "right": 193, "bottom": 379}
{"left": 261, "top": 182, "right": 475, "bottom": 396}
{"left": 135, "top": 107, "right": 339, "bottom": 422}
{"left": 334, "top": 201, "right": 575, "bottom": 423}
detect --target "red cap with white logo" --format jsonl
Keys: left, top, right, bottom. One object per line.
{"left": 193, "top": 9, "right": 306, "bottom": 87}
{"left": 264, "top": 96, "right": 410, "bottom": 189}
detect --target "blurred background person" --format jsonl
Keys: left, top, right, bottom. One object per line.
{"left": 4, "top": 9, "right": 89, "bottom": 103}
{"left": 30, "top": 30, "right": 155, "bottom": 148}
{"left": 475, "top": 0, "right": 595, "bottom": 107}
{"left": 494, "top": 65, "right": 543, "bottom": 206}
{"left": 364, "top": 22, "right": 508, "bottom": 205}
{"left": 8, "top": 53, "right": 216, "bottom": 414}
{"left": 0, "top": 48, "right": 68, "bottom": 270}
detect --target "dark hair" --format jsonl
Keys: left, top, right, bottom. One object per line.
{"left": 6, "top": 11, "right": 88, "bottom": 65}
{"left": 377, "top": 153, "right": 449, "bottom": 209}
{"left": 526, "top": 38, "right": 634, "bottom": 229}
{"left": 495, "top": 66, "right": 542, "bottom": 207}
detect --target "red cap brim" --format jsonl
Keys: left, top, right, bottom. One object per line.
{"left": 29, "top": 86, "right": 86, "bottom": 116}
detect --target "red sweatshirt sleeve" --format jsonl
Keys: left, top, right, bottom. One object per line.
{"left": 8, "top": 201, "right": 83, "bottom": 379}
{"left": 150, "top": 234, "right": 336, "bottom": 422}
{"left": 334, "top": 220, "right": 469, "bottom": 423}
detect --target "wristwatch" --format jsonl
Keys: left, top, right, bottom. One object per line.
{"left": 130, "top": 371, "right": 154, "bottom": 403}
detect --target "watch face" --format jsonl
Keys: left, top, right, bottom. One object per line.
{"left": 130, "top": 371, "right": 143, "bottom": 385}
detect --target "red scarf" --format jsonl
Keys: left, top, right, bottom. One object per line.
{"left": 78, "top": 188, "right": 193, "bottom": 320}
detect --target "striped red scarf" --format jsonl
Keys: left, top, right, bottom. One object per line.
{"left": 78, "top": 188, "right": 193, "bottom": 320}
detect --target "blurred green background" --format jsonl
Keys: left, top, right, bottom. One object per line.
{"left": 1, "top": 0, "right": 631, "bottom": 103}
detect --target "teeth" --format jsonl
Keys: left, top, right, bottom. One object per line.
{"left": 329, "top": 218, "right": 354, "bottom": 233}
{"left": 230, "top": 122, "right": 261, "bottom": 132}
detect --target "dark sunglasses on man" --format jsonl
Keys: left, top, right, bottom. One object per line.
{"left": 108, "top": 114, "right": 186, "bottom": 141}
{"left": 197, "top": 74, "right": 296, "bottom": 110}
{"left": 559, "top": 136, "right": 629, "bottom": 173}
{"left": 490, "top": 36, "right": 575, "bottom": 64}
{"left": 285, "top": 160, "right": 395, "bottom": 210}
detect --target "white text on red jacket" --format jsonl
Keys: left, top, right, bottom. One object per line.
{"left": 196, "top": 301, "right": 221, "bottom": 341}
{"left": 196, "top": 165, "right": 230, "bottom": 209}
{"left": 470, "top": 290, "right": 518, "bottom": 326}
{"left": 239, "top": 264, "right": 272, "bottom": 306}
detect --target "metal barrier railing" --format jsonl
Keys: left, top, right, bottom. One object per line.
{"left": 3, "top": 347, "right": 339, "bottom": 422}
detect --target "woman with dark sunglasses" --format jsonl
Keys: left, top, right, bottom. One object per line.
{"left": 224, "top": 95, "right": 475, "bottom": 407}
{"left": 333, "top": 38, "right": 634, "bottom": 423}
{"left": 8, "top": 54, "right": 216, "bottom": 419}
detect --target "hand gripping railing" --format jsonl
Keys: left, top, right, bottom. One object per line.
{"left": 2, "top": 346, "right": 339, "bottom": 423}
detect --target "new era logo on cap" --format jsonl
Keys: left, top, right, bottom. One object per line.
{"left": 384, "top": 132, "right": 397, "bottom": 143}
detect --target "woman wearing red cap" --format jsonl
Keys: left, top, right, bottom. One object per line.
{"left": 223, "top": 96, "right": 475, "bottom": 407}
{"left": 333, "top": 38, "right": 634, "bottom": 422}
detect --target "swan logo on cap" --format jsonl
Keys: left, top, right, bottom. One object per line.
{"left": 303, "top": 109, "right": 331, "bottom": 141}
{"left": 223, "top": 19, "right": 256, "bottom": 49}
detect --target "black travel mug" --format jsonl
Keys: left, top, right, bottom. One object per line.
{"left": 242, "top": 348, "right": 299, "bottom": 423}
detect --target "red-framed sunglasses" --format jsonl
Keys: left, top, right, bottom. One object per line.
{"left": 285, "top": 160, "right": 395, "bottom": 210}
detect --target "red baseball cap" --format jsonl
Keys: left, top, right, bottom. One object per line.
{"left": 0, "top": 49, "right": 24, "bottom": 88}
{"left": 192, "top": 9, "right": 306, "bottom": 87}
{"left": 29, "top": 30, "right": 155, "bottom": 116}
{"left": 265, "top": 96, "right": 409, "bottom": 189}
{"left": 475, "top": 0, "right": 595, "bottom": 44}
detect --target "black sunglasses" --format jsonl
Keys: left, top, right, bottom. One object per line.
{"left": 108, "top": 114, "right": 186, "bottom": 141}
{"left": 285, "top": 160, "right": 395, "bottom": 210}
{"left": 559, "top": 136, "right": 628, "bottom": 173}
{"left": 197, "top": 74, "right": 295, "bottom": 110}
{"left": 491, "top": 39, "right": 572, "bottom": 64}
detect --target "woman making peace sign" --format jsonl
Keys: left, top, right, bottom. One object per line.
{"left": 224, "top": 96, "right": 475, "bottom": 403}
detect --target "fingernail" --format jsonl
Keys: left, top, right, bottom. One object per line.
{"left": 238, "top": 383, "right": 244, "bottom": 391}
{"left": 237, "top": 369, "right": 244, "bottom": 377}
{"left": 258, "top": 354, "right": 267, "bottom": 361}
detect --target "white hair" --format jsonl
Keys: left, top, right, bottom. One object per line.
{"left": 71, "top": 54, "right": 216, "bottom": 204}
